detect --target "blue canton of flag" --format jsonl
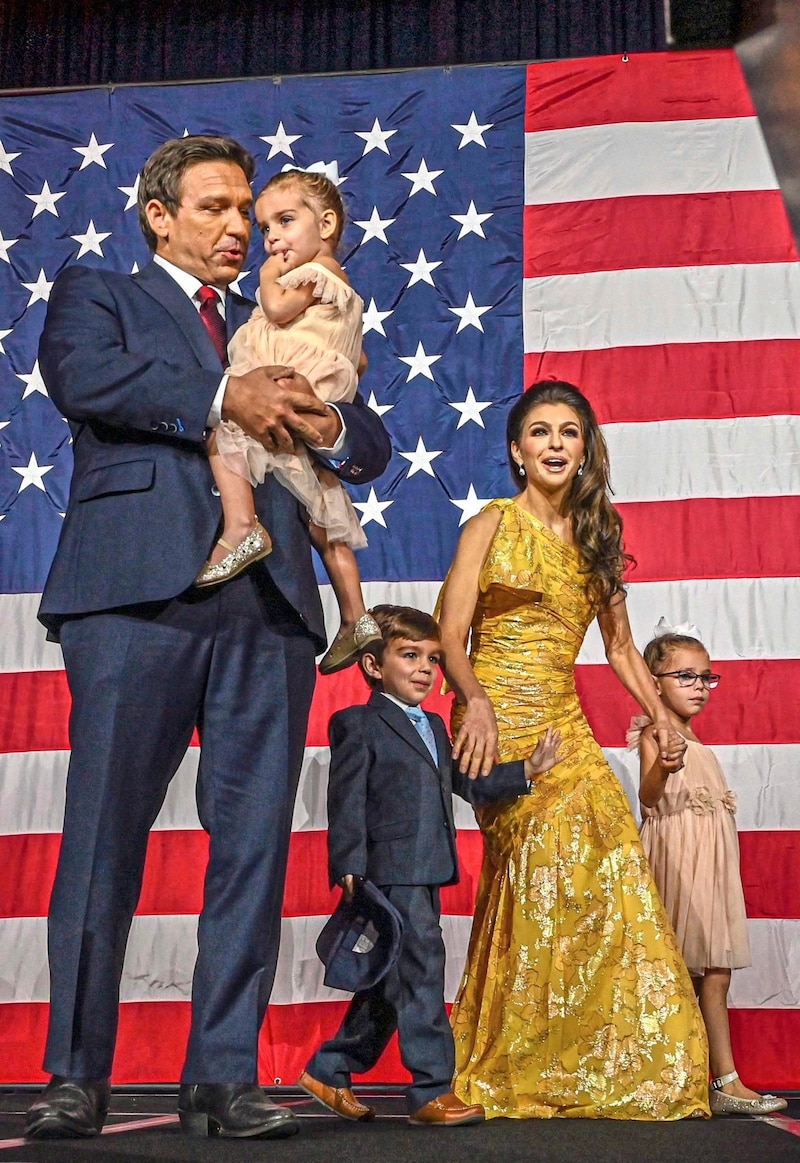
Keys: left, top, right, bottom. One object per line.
{"left": 0, "top": 66, "right": 526, "bottom": 593}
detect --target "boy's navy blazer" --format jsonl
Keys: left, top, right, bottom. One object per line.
{"left": 37, "top": 262, "right": 391, "bottom": 645}
{"left": 326, "top": 690, "right": 529, "bottom": 889}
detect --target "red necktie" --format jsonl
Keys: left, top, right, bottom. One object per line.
{"left": 197, "top": 285, "right": 228, "bottom": 366}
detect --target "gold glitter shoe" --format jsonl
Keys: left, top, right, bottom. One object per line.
{"left": 709, "top": 1071, "right": 788, "bottom": 1115}
{"left": 194, "top": 519, "right": 272, "bottom": 588}
{"left": 318, "top": 613, "right": 382, "bottom": 675}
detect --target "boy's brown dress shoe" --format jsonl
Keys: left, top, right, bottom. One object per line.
{"left": 25, "top": 1076, "right": 111, "bottom": 1139}
{"left": 408, "top": 1092, "right": 485, "bottom": 1127}
{"left": 298, "top": 1070, "right": 375, "bottom": 1120}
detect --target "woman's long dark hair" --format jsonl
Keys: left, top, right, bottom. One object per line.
{"left": 506, "top": 381, "right": 633, "bottom": 607}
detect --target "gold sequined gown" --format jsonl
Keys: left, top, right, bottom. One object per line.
{"left": 449, "top": 499, "right": 709, "bottom": 1120}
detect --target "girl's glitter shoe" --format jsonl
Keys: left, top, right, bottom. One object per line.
{"left": 709, "top": 1071, "right": 788, "bottom": 1115}
{"left": 318, "top": 613, "right": 382, "bottom": 675}
{"left": 194, "top": 520, "right": 272, "bottom": 587}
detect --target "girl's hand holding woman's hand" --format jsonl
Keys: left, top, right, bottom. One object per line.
{"left": 452, "top": 695, "right": 499, "bottom": 779}
{"left": 654, "top": 722, "right": 687, "bottom": 772}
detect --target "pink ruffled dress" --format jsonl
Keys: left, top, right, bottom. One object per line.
{"left": 628, "top": 717, "right": 751, "bottom": 976}
{"left": 216, "top": 261, "right": 366, "bottom": 548}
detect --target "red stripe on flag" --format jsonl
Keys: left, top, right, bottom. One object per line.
{"left": 5, "top": 823, "right": 796, "bottom": 923}
{"left": 0, "top": 1000, "right": 413, "bottom": 1086}
{"left": 729, "top": 1008, "right": 800, "bottom": 1092}
{"left": 0, "top": 833, "right": 60, "bottom": 918}
{"left": 0, "top": 826, "right": 482, "bottom": 920}
{"left": 0, "top": 668, "right": 202, "bottom": 754}
{"left": 525, "top": 50, "right": 754, "bottom": 131}
{"left": 523, "top": 340, "right": 800, "bottom": 423}
{"left": 0, "top": 669, "right": 71, "bottom": 753}
{"left": 258, "top": 999, "right": 413, "bottom": 1088}
{"left": 577, "top": 659, "right": 800, "bottom": 747}
{"left": 3, "top": 659, "right": 798, "bottom": 756}
{"left": 2, "top": 999, "right": 798, "bottom": 1091}
{"left": 739, "top": 831, "right": 800, "bottom": 921}
{"left": 619, "top": 497, "right": 800, "bottom": 582}
{"left": 307, "top": 672, "right": 455, "bottom": 748}
{"left": 524, "top": 193, "right": 797, "bottom": 277}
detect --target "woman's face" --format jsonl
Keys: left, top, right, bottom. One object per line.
{"left": 511, "top": 403, "right": 586, "bottom": 494}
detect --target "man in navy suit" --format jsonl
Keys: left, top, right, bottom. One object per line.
{"left": 298, "top": 605, "right": 561, "bottom": 1126}
{"left": 25, "top": 135, "right": 391, "bottom": 1142}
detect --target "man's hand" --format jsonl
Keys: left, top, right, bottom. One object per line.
{"left": 340, "top": 874, "right": 356, "bottom": 902}
{"left": 283, "top": 373, "right": 342, "bottom": 448}
{"left": 222, "top": 366, "right": 339, "bottom": 455}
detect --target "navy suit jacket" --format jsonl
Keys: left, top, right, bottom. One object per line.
{"left": 37, "top": 262, "right": 391, "bottom": 645}
{"left": 326, "top": 691, "right": 529, "bottom": 889}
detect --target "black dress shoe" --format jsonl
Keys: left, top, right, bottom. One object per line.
{"left": 178, "top": 1083, "right": 299, "bottom": 1139}
{"left": 25, "top": 1075, "right": 110, "bottom": 1139}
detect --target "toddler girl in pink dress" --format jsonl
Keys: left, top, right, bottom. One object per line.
{"left": 197, "top": 169, "right": 380, "bottom": 674}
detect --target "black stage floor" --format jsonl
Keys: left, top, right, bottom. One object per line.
{"left": 2, "top": 1089, "right": 800, "bottom": 1163}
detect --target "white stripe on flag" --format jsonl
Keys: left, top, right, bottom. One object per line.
{"left": 524, "top": 118, "right": 778, "bottom": 204}
{"left": 729, "top": 919, "right": 800, "bottom": 1008}
{"left": 580, "top": 576, "right": 800, "bottom": 662}
{"left": 0, "top": 594, "right": 62, "bottom": 673}
{"left": 3, "top": 743, "right": 798, "bottom": 836}
{"left": 1, "top": 913, "right": 796, "bottom": 1008}
{"left": 523, "top": 262, "right": 800, "bottom": 351}
{"left": 0, "top": 746, "right": 331, "bottom": 835}
{"left": 602, "top": 416, "right": 800, "bottom": 502}
{"left": 3, "top": 577, "right": 799, "bottom": 675}
{"left": 340, "top": 578, "right": 800, "bottom": 661}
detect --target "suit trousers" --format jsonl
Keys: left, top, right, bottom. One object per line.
{"left": 44, "top": 566, "right": 316, "bottom": 1082}
{"left": 306, "top": 884, "right": 454, "bottom": 1112}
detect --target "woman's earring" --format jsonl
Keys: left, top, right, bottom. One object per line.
{"left": 517, "top": 462, "right": 525, "bottom": 477}
{"left": 577, "top": 460, "right": 585, "bottom": 477}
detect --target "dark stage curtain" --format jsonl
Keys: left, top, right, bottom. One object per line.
{"left": 0, "top": 0, "right": 666, "bottom": 91}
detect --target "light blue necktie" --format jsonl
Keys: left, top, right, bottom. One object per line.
{"left": 405, "top": 705, "right": 438, "bottom": 763}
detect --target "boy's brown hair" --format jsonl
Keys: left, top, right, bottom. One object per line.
{"left": 359, "top": 605, "right": 441, "bottom": 688}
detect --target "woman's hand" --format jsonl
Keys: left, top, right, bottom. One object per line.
{"left": 654, "top": 722, "right": 687, "bottom": 771}
{"left": 452, "top": 694, "right": 499, "bottom": 778}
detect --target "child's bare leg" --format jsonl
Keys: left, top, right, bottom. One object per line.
{"left": 310, "top": 522, "right": 367, "bottom": 627}
{"left": 206, "top": 429, "right": 261, "bottom": 564}
{"left": 311, "top": 522, "right": 380, "bottom": 674}
{"left": 698, "top": 969, "right": 763, "bottom": 1099}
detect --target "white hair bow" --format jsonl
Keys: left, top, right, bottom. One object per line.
{"left": 280, "top": 160, "right": 345, "bottom": 186}
{"left": 653, "top": 615, "right": 703, "bottom": 640}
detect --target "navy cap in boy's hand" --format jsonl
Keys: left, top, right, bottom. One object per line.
{"left": 316, "top": 879, "right": 404, "bottom": 993}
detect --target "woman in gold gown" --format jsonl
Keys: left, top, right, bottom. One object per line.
{"left": 437, "top": 382, "right": 709, "bottom": 1120}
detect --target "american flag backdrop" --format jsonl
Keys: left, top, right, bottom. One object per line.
{"left": 1, "top": 51, "right": 798, "bottom": 1088}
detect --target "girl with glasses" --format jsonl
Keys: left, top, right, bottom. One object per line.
{"left": 629, "top": 629, "right": 786, "bottom": 1116}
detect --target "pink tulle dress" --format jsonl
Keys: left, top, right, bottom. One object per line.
{"left": 216, "top": 261, "right": 366, "bottom": 548}
{"left": 628, "top": 717, "right": 751, "bottom": 976}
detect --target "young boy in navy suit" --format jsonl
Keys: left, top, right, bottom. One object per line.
{"left": 299, "top": 604, "right": 562, "bottom": 1127}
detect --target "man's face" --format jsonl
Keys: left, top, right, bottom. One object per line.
{"left": 145, "top": 159, "right": 253, "bottom": 286}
